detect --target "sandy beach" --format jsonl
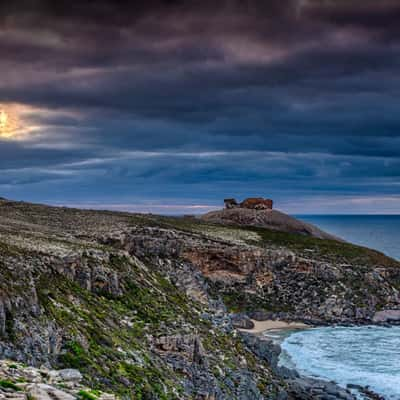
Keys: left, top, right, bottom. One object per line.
{"left": 239, "top": 319, "right": 309, "bottom": 334}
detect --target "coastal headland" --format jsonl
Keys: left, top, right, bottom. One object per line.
{"left": 0, "top": 197, "right": 398, "bottom": 399}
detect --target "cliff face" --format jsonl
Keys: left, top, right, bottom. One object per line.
{"left": 0, "top": 199, "right": 399, "bottom": 399}
{"left": 112, "top": 224, "right": 400, "bottom": 324}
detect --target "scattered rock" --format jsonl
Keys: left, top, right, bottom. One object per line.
{"left": 57, "top": 369, "right": 82, "bottom": 382}
{"left": 0, "top": 360, "right": 115, "bottom": 400}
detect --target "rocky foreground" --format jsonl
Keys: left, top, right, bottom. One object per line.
{"left": 0, "top": 199, "right": 399, "bottom": 399}
{"left": 0, "top": 359, "right": 115, "bottom": 400}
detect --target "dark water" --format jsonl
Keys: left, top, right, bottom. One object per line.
{"left": 296, "top": 215, "right": 400, "bottom": 260}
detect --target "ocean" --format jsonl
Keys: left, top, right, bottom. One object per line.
{"left": 296, "top": 214, "right": 400, "bottom": 261}
{"left": 279, "top": 326, "right": 400, "bottom": 399}
{"left": 279, "top": 215, "right": 400, "bottom": 399}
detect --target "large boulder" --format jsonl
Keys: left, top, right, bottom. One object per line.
{"left": 372, "top": 309, "right": 400, "bottom": 323}
{"left": 57, "top": 369, "right": 83, "bottom": 382}
{"left": 231, "top": 314, "right": 255, "bottom": 329}
{"left": 27, "top": 384, "right": 75, "bottom": 400}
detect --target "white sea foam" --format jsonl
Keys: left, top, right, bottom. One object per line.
{"left": 279, "top": 326, "right": 400, "bottom": 399}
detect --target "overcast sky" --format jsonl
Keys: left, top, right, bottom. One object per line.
{"left": 1, "top": 0, "right": 400, "bottom": 214}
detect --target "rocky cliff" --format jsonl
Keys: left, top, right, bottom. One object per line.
{"left": 0, "top": 198, "right": 399, "bottom": 399}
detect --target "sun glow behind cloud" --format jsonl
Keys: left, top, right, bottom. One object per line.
{"left": 0, "top": 103, "right": 49, "bottom": 140}
{"left": 0, "top": 106, "right": 18, "bottom": 138}
{"left": 0, "top": 104, "right": 26, "bottom": 139}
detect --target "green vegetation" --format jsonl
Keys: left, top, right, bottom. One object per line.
{"left": 78, "top": 390, "right": 98, "bottom": 400}
{"left": 0, "top": 380, "right": 21, "bottom": 391}
{"left": 206, "top": 285, "right": 294, "bottom": 314}
{"left": 31, "top": 246, "right": 278, "bottom": 398}
{"left": 37, "top": 268, "right": 186, "bottom": 399}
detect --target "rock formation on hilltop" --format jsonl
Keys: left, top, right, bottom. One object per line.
{"left": 224, "top": 197, "right": 273, "bottom": 210}
{"left": 202, "top": 197, "right": 337, "bottom": 240}
{"left": 0, "top": 198, "right": 399, "bottom": 399}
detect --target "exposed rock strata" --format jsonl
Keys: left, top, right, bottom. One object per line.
{"left": 115, "top": 226, "right": 400, "bottom": 324}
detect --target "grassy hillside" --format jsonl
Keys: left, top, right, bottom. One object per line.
{"left": 0, "top": 200, "right": 283, "bottom": 399}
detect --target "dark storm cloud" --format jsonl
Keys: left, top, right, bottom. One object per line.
{"left": 1, "top": 0, "right": 400, "bottom": 212}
